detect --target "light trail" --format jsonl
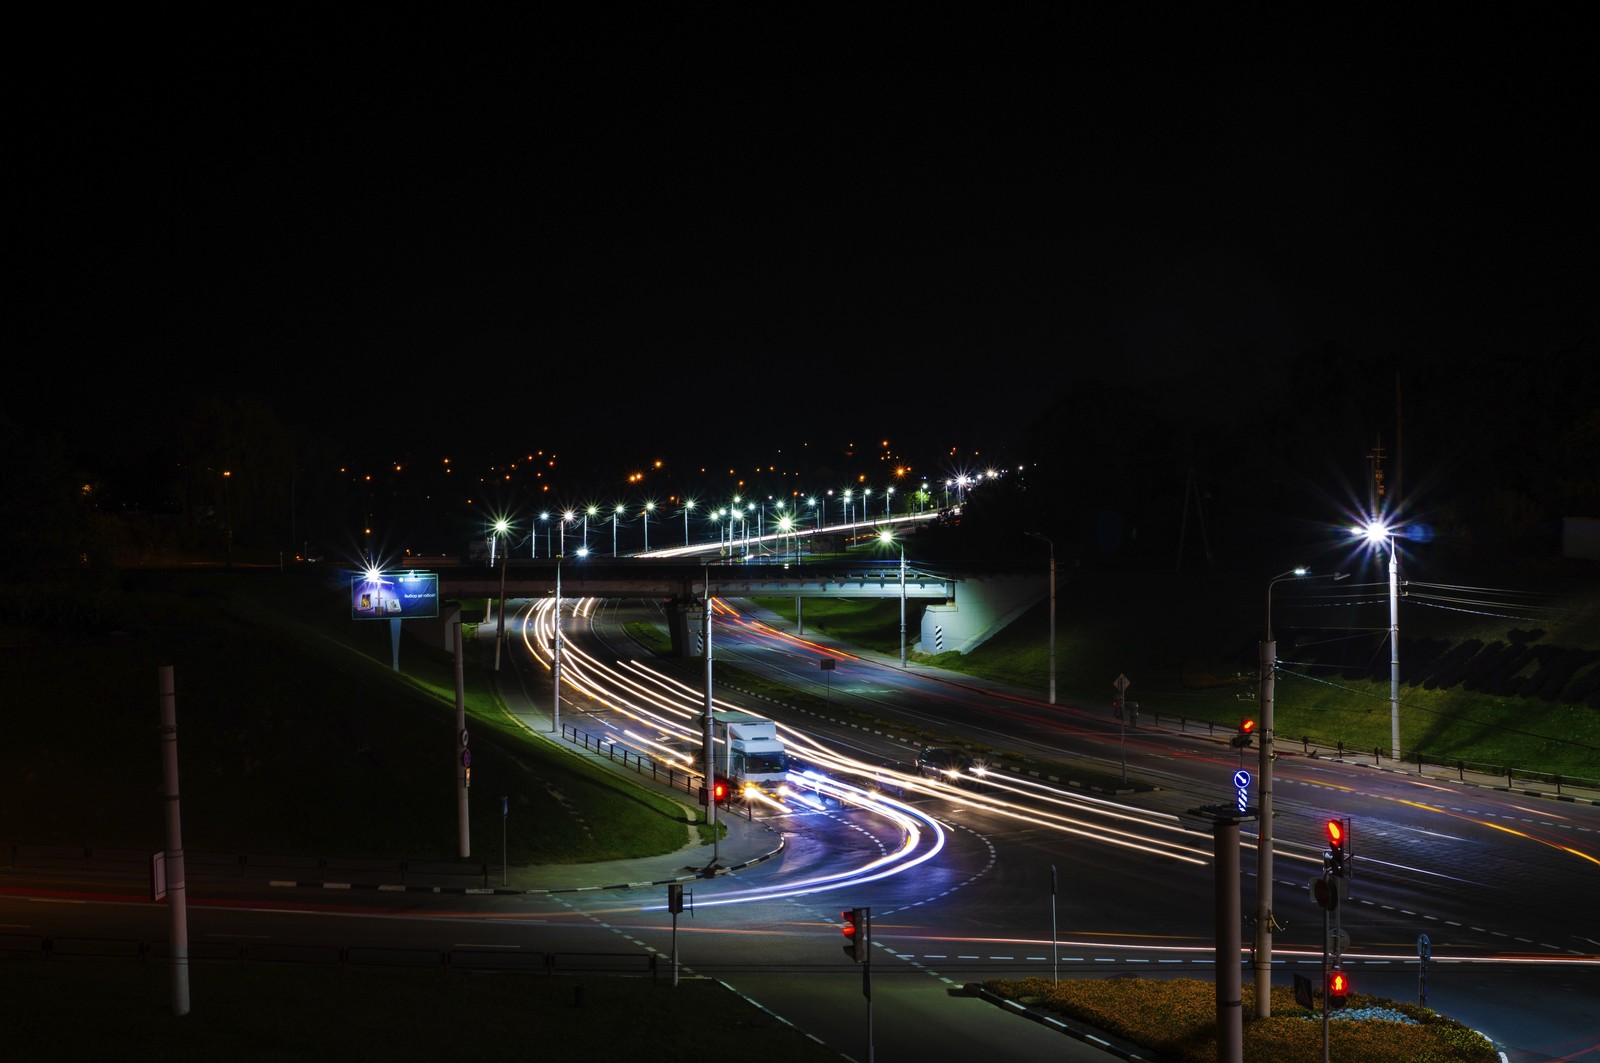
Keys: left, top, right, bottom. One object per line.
{"left": 513, "top": 596, "right": 1214, "bottom": 871}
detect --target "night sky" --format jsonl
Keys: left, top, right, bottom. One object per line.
{"left": 9, "top": 13, "right": 1594, "bottom": 513}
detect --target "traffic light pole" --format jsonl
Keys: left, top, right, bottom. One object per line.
{"left": 702, "top": 567, "right": 719, "bottom": 868}
{"left": 1321, "top": 873, "right": 1331, "bottom": 1063}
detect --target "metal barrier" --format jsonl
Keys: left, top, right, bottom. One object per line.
{"left": 562, "top": 723, "right": 703, "bottom": 800}
{"left": 1131, "top": 710, "right": 1600, "bottom": 799}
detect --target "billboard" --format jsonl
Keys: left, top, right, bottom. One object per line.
{"left": 352, "top": 571, "right": 440, "bottom": 620}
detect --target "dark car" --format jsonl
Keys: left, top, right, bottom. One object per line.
{"left": 916, "top": 746, "right": 977, "bottom": 782}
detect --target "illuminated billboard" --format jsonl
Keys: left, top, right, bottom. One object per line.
{"left": 351, "top": 571, "right": 439, "bottom": 620}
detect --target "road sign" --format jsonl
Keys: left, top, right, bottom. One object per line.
{"left": 1114, "top": 673, "right": 1130, "bottom": 694}
{"left": 1233, "top": 769, "right": 1251, "bottom": 789}
{"left": 1417, "top": 933, "right": 1431, "bottom": 961}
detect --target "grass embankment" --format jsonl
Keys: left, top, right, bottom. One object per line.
{"left": 757, "top": 563, "right": 1600, "bottom": 783}
{"left": 982, "top": 977, "right": 1499, "bottom": 1063}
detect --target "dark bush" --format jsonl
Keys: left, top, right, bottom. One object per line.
{"left": 1419, "top": 638, "right": 1482, "bottom": 690}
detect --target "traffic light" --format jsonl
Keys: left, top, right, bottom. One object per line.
{"left": 1231, "top": 718, "right": 1257, "bottom": 748}
{"left": 841, "top": 907, "right": 869, "bottom": 963}
{"left": 1327, "top": 967, "right": 1350, "bottom": 1010}
{"left": 712, "top": 778, "right": 730, "bottom": 805}
{"left": 1326, "top": 818, "right": 1347, "bottom": 877}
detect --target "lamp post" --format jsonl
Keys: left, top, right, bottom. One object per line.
{"left": 1024, "top": 531, "right": 1056, "bottom": 705}
{"left": 559, "top": 510, "right": 574, "bottom": 556}
{"left": 642, "top": 501, "right": 654, "bottom": 552}
{"left": 221, "top": 469, "right": 233, "bottom": 567}
{"left": 1357, "top": 520, "right": 1402, "bottom": 760}
{"left": 778, "top": 514, "right": 794, "bottom": 561}
{"left": 809, "top": 496, "right": 820, "bottom": 530}
{"left": 552, "top": 553, "right": 563, "bottom": 734}
{"left": 492, "top": 519, "right": 510, "bottom": 672}
{"left": 613, "top": 503, "right": 624, "bottom": 557}
{"left": 885, "top": 486, "right": 894, "bottom": 518}
{"left": 1255, "top": 566, "right": 1347, "bottom": 1018}
{"left": 682, "top": 499, "right": 695, "bottom": 546}
{"left": 584, "top": 505, "right": 596, "bottom": 552}
{"left": 879, "top": 530, "right": 907, "bottom": 668}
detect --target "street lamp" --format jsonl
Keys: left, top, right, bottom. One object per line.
{"left": 1024, "top": 531, "right": 1056, "bottom": 705}
{"left": 809, "top": 496, "right": 820, "bottom": 530}
{"left": 559, "top": 510, "right": 574, "bottom": 556}
{"left": 642, "top": 500, "right": 655, "bottom": 552}
{"left": 536, "top": 511, "right": 549, "bottom": 558}
{"left": 777, "top": 514, "right": 795, "bottom": 561}
{"left": 552, "top": 552, "right": 563, "bottom": 734}
{"left": 879, "top": 530, "right": 907, "bottom": 668}
{"left": 584, "top": 505, "right": 597, "bottom": 551}
{"left": 492, "top": 518, "right": 511, "bottom": 672}
{"left": 885, "top": 486, "right": 894, "bottom": 518}
{"left": 221, "top": 469, "right": 233, "bottom": 567}
{"left": 1255, "top": 566, "right": 1347, "bottom": 1018}
{"left": 1356, "top": 519, "right": 1403, "bottom": 760}
{"left": 613, "top": 503, "right": 625, "bottom": 557}
{"left": 681, "top": 498, "right": 696, "bottom": 546}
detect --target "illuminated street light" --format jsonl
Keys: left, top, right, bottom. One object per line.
{"left": 885, "top": 486, "right": 894, "bottom": 517}
{"left": 777, "top": 514, "right": 795, "bottom": 561}
{"left": 492, "top": 518, "right": 511, "bottom": 672}
{"left": 809, "top": 496, "right": 821, "bottom": 530}
{"left": 1254, "top": 566, "right": 1347, "bottom": 1018}
{"left": 552, "top": 551, "right": 563, "bottom": 734}
{"left": 681, "top": 498, "right": 696, "bottom": 546}
{"left": 584, "top": 505, "right": 597, "bottom": 551}
{"left": 1355, "top": 519, "right": 1402, "bottom": 761}
{"left": 642, "top": 500, "right": 655, "bottom": 552}
{"left": 613, "top": 503, "right": 625, "bottom": 557}
{"left": 879, "top": 530, "right": 907, "bottom": 668}
{"left": 559, "top": 509, "right": 575, "bottom": 556}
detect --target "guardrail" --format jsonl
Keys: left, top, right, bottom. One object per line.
{"left": 561, "top": 723, "right": 754, "bottom": 820}
{"left": 1131, "top": 711, "right": 1600, "bottom": 800}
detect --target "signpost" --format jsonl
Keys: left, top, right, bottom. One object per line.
{"left": 1114, "top": 674, "right": 1131, "bottom": 782}
{"left": 1418, "top": 933, "right": 1431, "bottom": 1006}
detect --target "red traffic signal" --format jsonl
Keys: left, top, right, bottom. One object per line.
{"left": 1326, "top": 817, "right": 1348, "bottom": 876}
{"left": 841, "top": 907, "right": 869, "bottom": 963}
{"left": 713, "top": 778, "right": 730, "bottom": 804}
{"left": 1327, "top": 967, "right": 1350, "bottom": 1010}
{"left": 1231, "top": 718, "right": 1257, "bottom": 748}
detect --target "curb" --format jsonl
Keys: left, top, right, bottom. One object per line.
{"left": 962, "top": 983, "right": 1155, "bottom": 1061}
{"left": 265, "top": 835, "right": 787, "bottom": 896}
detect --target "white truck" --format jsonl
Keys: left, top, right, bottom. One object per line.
{"left": 720, "top": 711, "right": 790, "bottom": 798}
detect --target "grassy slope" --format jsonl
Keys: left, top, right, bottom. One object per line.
{"left": 759, "top": 562, "right": 1600, "bottom": 782}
